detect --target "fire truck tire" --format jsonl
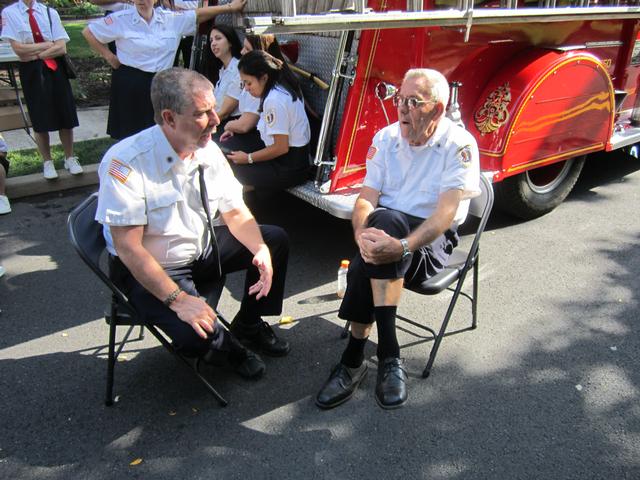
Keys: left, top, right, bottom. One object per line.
{"left": 494, "top": 155, "right": 586, "bottom": 220}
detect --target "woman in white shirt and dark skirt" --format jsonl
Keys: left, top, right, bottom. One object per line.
{"left": 1, "top": 0, "right": 82, "bottom": 180}
{"left": 224, "top": 50, "right": 310, "bottom": 191}
{"left": 82, "top": 0, "right": 245, "bottom": 140}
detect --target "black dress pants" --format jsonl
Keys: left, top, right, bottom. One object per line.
{"left": 118, "top": 224, "right": 289, "bottom": 356}
{"left": 338, "top": 208, "right": 458, "bottom": 325}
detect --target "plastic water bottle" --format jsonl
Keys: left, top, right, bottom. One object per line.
{"left": 337, "top": 259, "right": 350, "bottom": 298}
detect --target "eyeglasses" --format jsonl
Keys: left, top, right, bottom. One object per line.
{"left": 392, "top": 95, "right": 433, "bottom": 110}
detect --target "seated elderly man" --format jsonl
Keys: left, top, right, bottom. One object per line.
{"left": 96, "top": 68, "right": 290, "bottom": 380}
{"left": 316, "top": 68, "right": 480, "bottom": 410}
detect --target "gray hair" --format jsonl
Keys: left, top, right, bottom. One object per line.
{"left": 151, "top": 68, "right": 213, "bottom": 125}
{"left": 403, "top": 68, "right": 450, "bottom": 110}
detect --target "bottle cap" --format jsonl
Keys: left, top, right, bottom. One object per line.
{"left": 340, "top": 259, "right": 350, "bottom": 268}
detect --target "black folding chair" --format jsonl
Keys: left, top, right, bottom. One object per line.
{"left": 68, "top": 193, "right": 230, "bottom": 407}
{"left": 342, "top": 174, "right": 494, "bottom": 379}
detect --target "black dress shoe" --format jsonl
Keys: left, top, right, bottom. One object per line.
{"left": 231, "top": 320, "right": 290, "bottom": 357}
{"left": 375, "top": 357, "right": 408, "bottom": 409}
{"left": 315, "top": 362, "right": 368, "bottom": 409}
{"left": 203, "top": 334, "right": 265, "bottom": 379}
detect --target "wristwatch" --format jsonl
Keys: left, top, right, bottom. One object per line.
{"left": 247, "top": 153, "right": 253, "bottom": 164}
{"left": 163, "top": 287, "right": 183, "bottom": 307}
{"left": 400, "top": 238, "right": 411, "bottom": 260}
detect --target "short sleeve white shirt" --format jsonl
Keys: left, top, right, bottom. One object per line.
{"left": 257, "top": 86, "right": 310, "bottom": 147}
{"left": 87, "top": 7, "right": 196, "bottom": 73}
{"left": 1, "top": 1, "right": 69, "bottom": 44}
{"left": 364, "top": 118, "right": 480, "bottom": 225}
{"left": 214, "top": 56, "right": 241, "bottom": 117}
{"left": 237, "top": 89, "right": 260, "bottom": 116}
{"left": 96, "top": 125, "right": 245, "bottom": 268}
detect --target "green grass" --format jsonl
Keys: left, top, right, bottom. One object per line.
{"left": 65, "top": 21, "right": 97, "bottom": 59}
{"left": 8, "top": 137, "right": 116, "bottom": 177}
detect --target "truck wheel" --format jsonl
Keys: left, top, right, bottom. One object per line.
{"left": 495, "top": 156, "right": 586, "bottom": 220}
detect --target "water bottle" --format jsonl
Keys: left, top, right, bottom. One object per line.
{"left": 337, "top": 259, "right": 350, "bottom": 298}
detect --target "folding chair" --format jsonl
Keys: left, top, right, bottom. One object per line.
{"left": 342, "top": 174, "right": 494, "bottom": 379}
{"left": 68, "top": 193, "right": 230, "bottom": 407}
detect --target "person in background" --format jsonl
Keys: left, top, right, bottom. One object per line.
{"left": 207, "top": 25, "right": 242, "bottom": 124}
{"left": 224, "top": 50, "right": 310, "bottom": 191}
{"left": 0, "top": 133, "right": 10, "bottom": 215}
{"left": 82, "top": 0, "right": 246, "bottom": 140}
{"left": 172, "top": 0, "right": 197, "bottom": 67}
{"left": 315, "top": 68, "right": 480, "bottom": 410}
{"left": 220, "top": 34, "right": 296, "bottom": 147}
{"left": 1, "top": 0, "right": 83, "bottom": 180}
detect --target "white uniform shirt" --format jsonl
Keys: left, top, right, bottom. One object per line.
{"left": 235, "top": 89, "right": 260, "bottom": 116}
{"left": 214, "top": 56, "right": 241, "bottom": 117}
{"left": 1, "top": 1, "right": 69, "bottom": 45}
{"left": 96, "top": 125, "right": 245, "bottom": 268}
{"left": 87, "top": 7, "right": 196, "bottom": 73}
{"left": 364, "top": 118, "right": 480, "bottom": 224}
{"left": 257, "top": 85, "right": 310, "bottom": 147}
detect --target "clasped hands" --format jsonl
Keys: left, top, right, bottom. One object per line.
{"left": 357, "top": 227, "right": 404, "bottom": 265}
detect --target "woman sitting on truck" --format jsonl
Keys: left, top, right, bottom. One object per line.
{"left": 224, "top": 50, "right": 310, "bottom": 190}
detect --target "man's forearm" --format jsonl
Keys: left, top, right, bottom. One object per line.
{"left": 117, "top": 244, "right": 179, "bottom": 302}
{"left": 405, "top": 190, "right": 461, "bottom": 251}
{"left": 9, "top": 40, "right": 51, "bottom": 57}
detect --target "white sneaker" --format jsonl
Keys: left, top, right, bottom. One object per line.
{"left": 0, "top": 195, "right": 10, "bottom": 215}
{"left": 64, "top": 156, "right": 83, "bottom": 175}
{"left": 43, "top": 160, "right": 58, "bottom": 180}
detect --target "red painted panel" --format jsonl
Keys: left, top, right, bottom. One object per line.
{"left": 328, "top": 9, "right": 627, "bottom": 192}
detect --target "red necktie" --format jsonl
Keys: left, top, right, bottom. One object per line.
{"left": 27, "top": 8, "right": 57, "bottom": 71}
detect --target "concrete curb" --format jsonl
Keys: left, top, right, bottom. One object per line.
{"left": 7, "top": 163, "right": 100, "bottom": 199}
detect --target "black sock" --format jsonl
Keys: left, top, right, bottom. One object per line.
{"left": 340, "top": 333, "right": 368, "bottom": 368}
{"left": 232, "top": 304, "right": 261, "bottom": 333}
{"left": 375, "top": 305, "right": 399, "bottom": 360}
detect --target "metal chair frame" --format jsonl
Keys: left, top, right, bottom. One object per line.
{"left": 342, "top": 174, "right": 494, "bottom": 378}
{"left": 68, "top": 193, "right": 230, "bottom": 407}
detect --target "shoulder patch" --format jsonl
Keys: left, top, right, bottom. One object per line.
{"left": 457, "top": 145, "right": 472, "bottom": 169}
{"left": 265, "top": 108, "right": 276, "bottom": 127}
{"left": 366, "top": 145, "right": 377, "bottom": 160}
{"left": 108, "top": 158, "right": 131, "bottom": 184}
{"left": 104, "top": 16, "right": 113, "bottom": 25}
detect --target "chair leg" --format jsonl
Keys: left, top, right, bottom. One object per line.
{"left": 137, "top": 325, "right": 145, "bottom": 340}
{"left": 471, "top": 254, "right": 479, "bottom": 329}
{"left": 194, "top": 357, "right": 228, "bottom": 407}
{"left": 105, "top": 301, "right": 118, "bottom": 406}
{"left": 341, "top": 320, "right": 350, "bottom": 338}
{"left": 422, "top": 284, "right": 464, "bottom": 378}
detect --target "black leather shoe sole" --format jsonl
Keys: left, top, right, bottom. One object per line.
{"left": 374, "top": 391, "right": 407, "bottom": 410}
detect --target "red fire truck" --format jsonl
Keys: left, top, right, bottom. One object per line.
{"left": 221, "top": 0, "right": 640, "bottom": 219}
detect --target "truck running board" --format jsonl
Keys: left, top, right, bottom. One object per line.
{"left": 609, "top": 127, "right": 640, "bottom": 151}
{"left": 287, "top": 181, "right": 358, "bottom": 220}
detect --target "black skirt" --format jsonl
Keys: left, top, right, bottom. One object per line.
{"left": 19, "top": 58, "right": 78, "bottom": 133}
{"left": 108, "top": 64, "right": 155, "bottom": 140}
{"left": 230, "top": 144, "right": 310, "bottom": 190}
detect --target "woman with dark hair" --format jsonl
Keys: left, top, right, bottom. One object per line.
{"left": 221, "top": 33, "right": 300, "bottom": 141}
{"left": 225, "top": 50, "right": 310, "bottom": 190}
{"left": 82, "top": 0, "right": 246, "bottom": 140}
{"left": 209, "top": 24, "right": 243, "bottom": 122}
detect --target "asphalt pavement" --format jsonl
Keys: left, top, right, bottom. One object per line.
{"left": 0, "top": 152, "right": 639, "bottom": 479}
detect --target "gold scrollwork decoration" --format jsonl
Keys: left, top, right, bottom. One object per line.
{"left": 474, "top": 82, "right": 511, "bottom": 135}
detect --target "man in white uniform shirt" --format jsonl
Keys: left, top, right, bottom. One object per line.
{"left": 96, "top": 68, "right": 290, "bottom": 379}
{"left": 316, "top": 68, "right": 480, "bottom": 409}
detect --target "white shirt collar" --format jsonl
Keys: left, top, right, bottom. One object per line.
{"left": 131, "top": 6, "right": 166, "bottom": 25}
{"left": 152, "top": 125, "right": 210, "bottom": 175}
